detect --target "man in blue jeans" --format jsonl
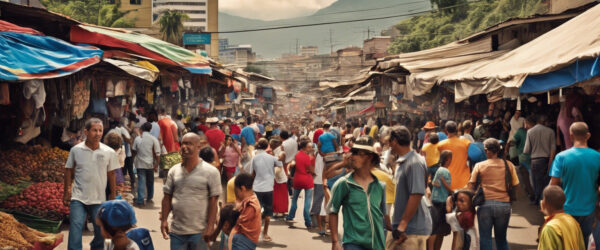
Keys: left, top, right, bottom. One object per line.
{"left": 550, "top": 122, "right": 600, "bottom": 247}
{"left": 132, "top": 122, "right": 161, "bottom": 205}
{"left": 64, "top": 118, "right": 119, "bottom": 250}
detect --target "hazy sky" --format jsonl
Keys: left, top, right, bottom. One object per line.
{"left": 220, "top": 0, "right": 337, "bottom": 20}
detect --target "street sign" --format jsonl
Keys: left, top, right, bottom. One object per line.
{"left": 183, "top": 33, "right": 211, "bottom": 45}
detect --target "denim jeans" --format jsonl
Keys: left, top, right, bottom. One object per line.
{"left": 67, "top": 200, "right": 104, "bottom": 250}
{"left": 137, "top": 168, "right": 154, "bottom": 204}
{"left": 573, "top": 213, "right": 595, "bottom": 248}
{"left": 287, "top": 188, "right": 313, "bottom": 227}
{"left": 169, "top": 233, "right": 207, "bottom": 250}
{"left": 530, "top": 157, "right": 550, "bottom": 204}
{"left": 477, "top": 200, "right": 511, "bottom": 250}
{"left": 231, "top": 233, "right": 257, "bottom": 250}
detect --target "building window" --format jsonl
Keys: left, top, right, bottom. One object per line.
{"left": 155, "top": 1, "right": 205, "bottom": 6}
{"left": 188, "top": 18, "right": 206, "bottom": 22}
{"left": 130, "top": 0, "right": 141, "bottom": 4}
{"left": 184, "top": 10, "right": 206, "bottom": 14}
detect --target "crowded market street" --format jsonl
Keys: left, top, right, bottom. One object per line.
{"left": 57, "top": 175, "right": 543, "bottom": 250}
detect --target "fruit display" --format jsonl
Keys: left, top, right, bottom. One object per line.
{"left": 161, "top": 152, "right": 182, "bottom": 170}
{"left": 0, "top": 211, "right": 62, "bottom": 249}
{"left": 1, "top": 182, "right": 69, "bottom": 221}
{"left": 0, "top": 181, "right": 32, "bottom": 203}
{"left": 0, "top": 146, "right": 68, "bottom": 184}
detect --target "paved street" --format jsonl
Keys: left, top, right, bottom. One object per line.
{"left": 58, "top": 176, "right": 543, "bottom": 250}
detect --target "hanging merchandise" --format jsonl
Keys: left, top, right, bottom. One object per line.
{"left": 89, "top": 98, "right": 108, "bottom": 116}
{"left": 106, "top": 79, "right": 115, "bottom": 97}
{"left": 22, "top": 80, "right": 46, "bottom": 109}
{"left": 0, "top": 83, "right": 9, "bottom": 105}
{"left": 170, "top": 78, "right": 179, "bottom": 92}
{"left": 72, "top": 79, "right": 90, "bottom": 119}
{"left": 146, "top": 86, "right": 154, "bottom": 104}
{"left": 114, "top": 80, "right": 127, "bottom": 96}
{"left": 107, "top": 97, "right": 123, "bottom": 120}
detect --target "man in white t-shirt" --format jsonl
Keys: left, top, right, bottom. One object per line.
{"left": 64, "top": 118, "right": 120, "bottom": 250}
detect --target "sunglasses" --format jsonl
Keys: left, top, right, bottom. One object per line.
{"left": 351, "top": 149, "right": 367, "bottom": 155}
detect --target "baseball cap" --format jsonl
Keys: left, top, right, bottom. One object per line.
{"left": 98, "top": 200, "right": 137, "bottom": 228}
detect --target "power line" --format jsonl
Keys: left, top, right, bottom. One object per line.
{"left": 310, "top": 0, "right": 429, "bottom": 17}
{"left": 214, "top": 1, "right": 478, "bottom": 34}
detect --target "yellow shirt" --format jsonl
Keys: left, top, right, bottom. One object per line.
{"left": 421, "top": 143, "right": 440, "bottom": 167}
{"left": 226, "top": 176, "right": 237, "bottom": 203}
{"left": 437, "top": 136, "right": 471, "bottom": 190}
{"left": 538, "top": 213, "right": 585, "bottom": 250}
{"left": 371, "top": 169, "right": 395, "bottom": 204}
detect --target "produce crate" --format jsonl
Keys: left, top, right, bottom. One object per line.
{"left": 0, "top": 209, "right": 62, "bottom": 233}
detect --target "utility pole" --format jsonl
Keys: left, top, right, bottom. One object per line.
{"left": 295, "top": 39, "right": 299, "bottom": 55}
{"left": 329, "top": 29, "right": 334, "bottom": 54}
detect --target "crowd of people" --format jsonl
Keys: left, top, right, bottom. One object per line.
{"left": 61, "top": 106, "right": 600, "bottom": 250}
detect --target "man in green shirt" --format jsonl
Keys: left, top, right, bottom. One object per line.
{"left": 328, "top": 137, "right": 388, "bottom": 250}
{"left": 511, "top": 126, "right": 534, "bottom": 202}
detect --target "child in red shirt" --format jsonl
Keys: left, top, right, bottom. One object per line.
{"left": 229, "top": 173, "right": 262, "bottom": 250}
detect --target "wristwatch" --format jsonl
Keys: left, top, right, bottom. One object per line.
{"left": 392, "top": 229, "right": 404, "bottom": 240}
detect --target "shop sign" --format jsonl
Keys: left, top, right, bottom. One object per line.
{"left": 183, "top": 33, "right": 211, "bottom": 45}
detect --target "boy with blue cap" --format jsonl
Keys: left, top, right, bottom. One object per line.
{"left": 96, "top": 200, "right": 142, "bottom": 250}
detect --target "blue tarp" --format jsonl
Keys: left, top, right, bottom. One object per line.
{"left": 520, "top": 57, "right": 600, "bottom": 93}
{"left": 0, "top": 25, "right": 103, "bottom": 81}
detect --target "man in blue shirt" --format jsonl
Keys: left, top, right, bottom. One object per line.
{"left": 318, "top": 121, "right": 338, "bottom": 160}
{"left": 550, "top": 122, "right": 600, "bottom": 247}
{"left": 240, "top": 125, "right": 256, "bottom": 148}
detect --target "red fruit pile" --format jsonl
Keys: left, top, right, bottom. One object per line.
{"left": 1, "top": 182, "right": 69, "bottom": 219}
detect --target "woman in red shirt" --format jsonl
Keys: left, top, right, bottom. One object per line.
{"left": 285, "top": 139, "right": 315, "bottom": 228}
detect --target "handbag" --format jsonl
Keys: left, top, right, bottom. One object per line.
{"left": 472, "top": 171, "right": 485, "bottom": 207}
{"left": 503, "top": 158, "right": 517, "bottom": 202}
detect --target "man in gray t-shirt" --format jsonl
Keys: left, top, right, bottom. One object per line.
{"left": 160, "top": 133, "right": 221, "bottom": 249}
{"left": 387, "top": 126, "right": 432, "bottom": 250}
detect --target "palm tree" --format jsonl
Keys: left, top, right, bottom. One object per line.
{"left": 159, "top": 10, "right": 189, "bottom": 45}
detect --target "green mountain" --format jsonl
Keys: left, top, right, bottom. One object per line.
{"left": 387, "top": 0, "right": 548, "bottom": 53}
{"left": 219, "top": 0, "right": 431, "bottom": 59}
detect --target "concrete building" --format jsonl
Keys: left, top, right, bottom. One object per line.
{"left": 363, "top": 36, "right": 391, "bottom": 61}
{"left": 300, "top": 46, "right": 318, "bottom": 57}
{"left": 219, "top": 43, "right": 256, "bottom": 67}
{"left": 153, "top": 0, "right": 208, "bottom": 31}
{"left": 120, "top": 0, "right": 153, "bottom": 28}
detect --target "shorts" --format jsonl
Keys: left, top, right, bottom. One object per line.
{"left": 224, "top": 166, "right": 237, "bottom": 174}
{"left": 255, "top": 191, "right": 273, "bottom": 218}
{"left": 430, "top": 201, "right": 451, "bottom": 236}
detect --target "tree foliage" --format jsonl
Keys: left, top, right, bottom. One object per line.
{"left": 41, "top": 0, "right": 135, "bottom": 27}
{"left": 387, "top": 0, "right": 546, "bottom": 54}
{"left": 159, "top": 10, "right": 189, "bottom": 45}
{"left": 243, "top": 65, "right": 264, "bottom": 75}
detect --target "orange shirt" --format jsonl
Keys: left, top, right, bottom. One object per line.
{"left": 437, "top": 136, "right": 471, "bottom": 190}
{"left": 158, "top": 118, "right": 179, "bottom": 153}
{"left": 232, "top": 194, "right": 262, "bottom": 243}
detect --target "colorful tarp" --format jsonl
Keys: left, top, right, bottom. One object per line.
{"left": 71, "top": 25, "right": 211, "bottom": 75}
{"left": 0, "top": 20, "right": 103, "bottom": 81}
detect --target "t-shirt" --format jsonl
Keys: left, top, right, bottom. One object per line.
{"left": 132, "top": 132, "right": 160, "bottom": 169}
{"left": 230, "top": 124, "right": 241, "bottom": 135}
{"left": 293, "top": 151, "right": 315, "bottom": 189}
{"left": 421, "top": 143, "right": 440, "bottom": 167}
{"left": 538, "top": 213, "right": 585, "bottom": 250}
{"left": 392, "top": 151, "right": 432, "bottom": 235}
{"left": 550, "top": 147, "right": 600, "bottom": 216}
{"left": 314, "top": 154, "right": 324, "bottom": 185}
{"left": 431, "top": 168, "right": 451, "bottom": 203}
{"left": 469, "top": 159, "right": 519, "bottom": 202}
{"left": 232, "top": 194, "right": 262, "bottom": 244}
{"left": 318, "top": 132, "right": 336, "bottom": 153}
{"left": 437, "top": 136, "right": 471, "bottom": 190}
{"left": 282, "top": 138, "right": 298, "bottom": 164}
{"left": 313, "top": 128, "right": 324, "bottom": 143}
{"left": 250, "top": 151, "right": 282, "bottom": 192}
{"left": 352, "top": 127, "right": 361, "bottom": 140}
{"left": 523, "top": 124, "right": 556, "bottom": 159}
{"left": 158, "top": 118, "right": 179, "bottom": 153}
{"left": 513, "top": 128, "right": 530, "bottom": 168}
{"left": 240, "top": 126, "right": 256, "bottom": 146}
{"left": 508, "top": 116, "right": 525, "bottom": 142}
{"left": 65, "top": 142, "right": 120, "bottom": 205}
{"left": 150, "top": 122, "right": 160, "bottom": 139}
{"left": 163, "top": 161, "right": 222, "bottom": 235}
{"left": 205, "top": 128, "right": 225, "bottom": 151}
{"left": 371, "top": 169, "right": 395, "bottom": 205}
